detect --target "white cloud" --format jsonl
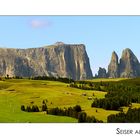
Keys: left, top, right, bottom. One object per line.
{"left": 30, "top": 20, "right": 52, "bottom": 28}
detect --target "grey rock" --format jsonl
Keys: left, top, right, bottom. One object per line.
{"left": 108, "top": 51, "right": 119, "bottom": 78}
{"left": 97, "top": 67, "right": 107, "bottom": 78}
{"left": 0, "top": 43, "right": 93, "bottom": 80}
{"left": 119, "top": 48, "right": 140, "bottom": 78}
{"left": 107, "top": 48, "right": 140, "bottom": 78}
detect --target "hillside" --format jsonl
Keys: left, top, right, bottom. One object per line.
{"left": 0, "top": 77, "right": 140, "bottom": 122}
{"left": 0, "top": 78, "right": 117, "bottom": 122}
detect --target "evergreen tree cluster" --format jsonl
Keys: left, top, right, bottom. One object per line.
{"left": 78, "top": 112, "right": 103, "bottom": 123}
{"left": 21, "top": 105, "right": 40, "bottom": 112}
{"left": 13, "top": 76, "right": 23, "bottom": 79}
{"left": 47, "top": 105, "right": 102, "bottom": 123}
{"left": 70, "top": 83, "right": 95, "bottom": 90}
{"left": 107, "top": 108, "right": 140, "bottom": 123}
{"left": 70, "top": 79, "right": 140, "bottom": 93}
{"left": 91, "top": 97, "right": 131, "bottom": 110}
{"left": 47, "top": 105, "right": 82, "bottom": 118}
{"left": 5, "top": 75, "right": 23, "bottom": 79}
{"left": 41, "top": 99, "right": 48, "bottom": 111}
{"left": 31, "top": 76, "right": 74, "bottom": 83}
{"left": 91, "top": 79, "right": 140, "bottom": 110}
{"left": 70, "top": 81, "right": 103, "bottom": 91}
{"left": 21, "top": 100, "right": 48, "bottom": 112}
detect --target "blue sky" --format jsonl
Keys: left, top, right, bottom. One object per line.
{"left": 0, "top": 16, "right": 140, "bottom": 75}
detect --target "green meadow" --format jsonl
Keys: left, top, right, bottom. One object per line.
{"left": 0, "top": 78, "right": 128, "bottom": 123}
{"left": 87, "top": 78, "right": 128, "bottom": 82}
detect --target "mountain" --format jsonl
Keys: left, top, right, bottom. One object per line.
{"left": 119, "top": 48, "right": 140, "bottom": 78}
{"left": 108, "top": 51, "right": 119, "bottom": 78}
{"left": 0, "top": 42, "right": 93, "bottom": 80}
{"left": 97, "top": 67, "right": 107, "bottom": 78}
{"left": 107, "top": 48, "right": 140, "bottom": 78}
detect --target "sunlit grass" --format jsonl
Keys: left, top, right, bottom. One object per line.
{"left": 0, "top": 79, "right": 119, "bottom": 122}
{"left": 87, "top": 78, "right": 128, "bottom": 82}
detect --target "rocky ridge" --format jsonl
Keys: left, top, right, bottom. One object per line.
{"left": 97, "top": 48, "right": 140, "bottom": 78}
{"left": 0, "top": 42, "right": 93, "bottom": 80}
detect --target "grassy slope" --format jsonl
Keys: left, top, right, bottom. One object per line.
{"left": 87, "top": 78, "right": 128, "bottom": 82}
{"left": 0, "top": 79, "right": 120, "bottom": 122}
{"left": 122, "top": 103, "right": 140, "bottom": 114}
{"left": 0, "top": 80, "right": 77, "bottom": 123}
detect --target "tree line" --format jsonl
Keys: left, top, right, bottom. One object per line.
{"left": 47, "top": 105, "right": 103, "bottom": 123}
{"left": 70, "top": 81, "right": 102, "bottom": 91}
{"left": 91, "top": 96, "right": 131, "bottom": 110}
{"left": 91, "top": 79, "right": 140, "bottom": 111}
{"left": 21, "top": 100, "right": 47, "bottom": 112}
{"left": 31, "top": 76, "right": 74, "bottom": 83}
{"left": 21, "top": 103, "right": 102, "bottom": 123}
{"left": 107, "top": 108, "right": 140, "bottom": 123}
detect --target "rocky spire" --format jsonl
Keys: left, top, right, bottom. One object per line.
{"left": 119, "top": 48, "right": 140, "bottom": 78}
{"left": 108, "top": 51, "right": 119, "bottom": 78}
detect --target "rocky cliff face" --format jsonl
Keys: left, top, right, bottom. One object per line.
{"left": 107, "top": 48, "right": 140, "bottom": 78}
{"left": 108, "top": 51, "right": 119, "bottom": 78}
{"left": 119, "top": 48, "right": 140, "bottom": 78}
{"left": 97, "top": 67, "right": 107, "bottom": 78}
{"left": 0, "top": 43, "right": 93, "bottom": 80}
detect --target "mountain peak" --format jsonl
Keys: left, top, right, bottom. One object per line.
{"left": 107, "top": 48, "right": 140, "bottom": 78}
{"left": 119, "top": 48, "right": 140, "bottom": 77}
{"left": 112, "top": 51, "right": 117, "bottom": 55}
{"left": 111, "top": 51, "right": 118, "bottom": 60}
{"left": 54, "top": 42, "right": 65, "bottom": 46}
{"left": 122, "top": 48, "right": 135, "bottom": 57}
{"left": 123, "top": 48, "right": 132, "bottom": 52}
{"left": 108, "top": 51, "right": 119, "bottom": 78}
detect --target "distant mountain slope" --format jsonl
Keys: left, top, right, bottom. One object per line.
{"left": 0, "top": 42, "right": 93, "bottom": 80}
